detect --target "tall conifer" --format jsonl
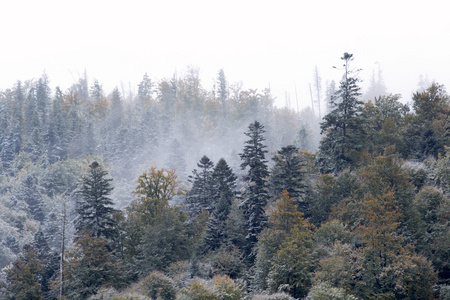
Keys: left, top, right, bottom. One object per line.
{"left": 318, "top": 53, "right": 364, "bottom": 174}
{"left": 74, "top": 162, "right": 117, "bottom": 239}
{"left": 239, "top": 121, "right": 269, "bottom": 258}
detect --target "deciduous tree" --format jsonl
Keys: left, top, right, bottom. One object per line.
{"left": 125, "top": 167, "right": 188, "bottom": 277}
{"left": 6, "top": 244, "right": 44, "bottom": 300}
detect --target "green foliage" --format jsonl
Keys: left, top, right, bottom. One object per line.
{"left": 312, "top": 242, "right": 356, "bottom": 291}
{"left": 6, "top": 245, "right": 44, "bottom": 300}
{"left": 2, "top": 62, "right": 450, "bottom": 300}
{"left": 209, "top": 244, "right": 244, "bottom": 279}
{"left": 357, "top": 148, "right": 423, "bottom": 243}
{"left": 317, "top": 53, "right": 364, "bottom": 174}
{"left": 205, "top": 158, "right": 238, "bottom": 250}
{"left": 180, "top": 275, "right": 244, "bottom": 300}
{"left": 254, "top": 191, "right": 315, "bottom": 298}
{"left": 125, "top": 167, "right": 189, "bottom": 277}
{"left": 268, "top": 145, "right": 308, "bottom": 202}
{"left": 309, "top": 171, "right": 362, "bottom": 226}
{"left": 180, "top": 280, "right": 219, "bottom": 300}
{"left": 414, "top": 186, "right": 450, "bottom": 282}
{"left": 40, "top": 158, "right": 84, "bottom": 198}
{"left": 240, "top": 121, "right": 270, "bottom": 257}
{"left": 75, "top": 161, "right": 118, "bottom": 239}
{"left": 314, "top": 220, "right": 354, "bottom": 250}
{"left": 306, "top": 282, "right": 359, "bottom": 300}
{"left": 186, "top": 155, "right": 215, "bottom": 216}
{"left": 64, "top": 232, "right": 124, "bottom": 299}
{"left": 128, "top": 167, "right": 183, "bottom": 224}
{"left": 251, "top": 293, "right": 294, "bottom": 300}
{"left": 360, "top": 94, "right": 409, "bottom": 156}
{"left": 426, "top": 147, "right": 450, "bottom": 197}
{"left": 406, "top": 83, "right": 450, "bottom": 158}
{"left": 140, "top": 271, "right": 176, "bottom": 300}
{"left": 213, "top": 275, "right": 243, "bottom": 300}
{"left": 223, "top": 200, "right": 247, "bottom": 250}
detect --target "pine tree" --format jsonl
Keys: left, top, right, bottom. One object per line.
{"left": 239, "top": 121, "right": 269, "bottom": 258}
{"left": 317, "top": 53, "right": 364, "bottom": 174}
{"left": 74, "top": 161, "right": 117, "bottom": 239}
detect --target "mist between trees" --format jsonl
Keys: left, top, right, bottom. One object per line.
{"left": 0, "top": 55, "right": 449, "bottom": 299}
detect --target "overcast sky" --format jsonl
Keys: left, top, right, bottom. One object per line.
{"left": 1, "top": 0, "right": 449, "bottom": 110}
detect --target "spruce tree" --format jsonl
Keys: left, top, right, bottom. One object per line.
{"left": 317, "top": 52, "right": 364, "bottom": 174}
{"left": 205, "top": 158, "right": 237, "bottom": 250}
{"left": 33, "top": 231, "right": 59, "bottom": 298}
{"left": 18, "top": 175, "right": 45, "bottom": 223}
{"left": 239, "top": 121, "right": 269, "bottom": 258}
{"left": 269, "top": 145, "right": 307, "bottom": 201}
{"left": 45, "top": 88, "right": 68, "bottom": 164}
{"left": 137, "top": 73, "right": 154, "bottom": 105}
{"left": 74, "top": 161, "right": 117, "bottom": 239}
{"left": 186, "top": 155, "right": 215, "bottom": 216}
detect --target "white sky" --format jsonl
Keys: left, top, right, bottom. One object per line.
{"left": 1, "top": 0, "right": 449, "bottom": 110}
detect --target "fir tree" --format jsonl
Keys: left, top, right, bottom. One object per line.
{"left": 109, "top": 87, "right": 123, "bottom": 130}
{"left": 239, "top": 121, "right": 269, "bottom": 258}
{"left": 74, "top": 161, "right": 117, "bottom": 239}
{"left": 33, "top": 231, "right": 59, "bottom": 298}
{"left": 205, "top": 158, "right": 237, "bottom": 250}
{"left": 36, "top": 74, "right": 51, "bottom": 126}
{"left": 317, "top": 53, "right": 364, "bottom": 174}
{"left": 18, "top": 175, "right": 45, "bottom": 223}
{"left": 217, "top": 69, "right": 228, "bottom": 120}
{"left": 186, "top": 155, "right": 215, "bottom": 216}
{"left": 137, "top": 73, "right": 154, "bottom": 106}
{"left": 269, "top": 145, "right": 307, "bottom": 201}
{"left": 44, "top": 88, "right": 68, "bottom": 164}
{"left": 1, "top": 132, "right": 16, "bottom": 173}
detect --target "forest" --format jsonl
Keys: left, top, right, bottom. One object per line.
{"left": 0, "top": 53, "right": 449, "bottom": 299}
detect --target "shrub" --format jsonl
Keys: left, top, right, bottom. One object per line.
{"left": 180, "top": 279, "right": 219, "bottom": 300}
{"left": 213, "top": 275, "right": 242, "bottom": 300}
{"left": 251, "top": 293, "right": 294, "bottom": 300}
{"left": 305, "top": 282, "right": 359, "bottom": 300}
{"left": 140, "top": 271, "right": 176, "bottom": 300}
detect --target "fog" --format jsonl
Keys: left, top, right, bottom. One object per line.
{"left": 1, "top": 0, "right": 449, "bottom": 110}
{"left": 2, "top": 3, "right": 450, "bottom": 297}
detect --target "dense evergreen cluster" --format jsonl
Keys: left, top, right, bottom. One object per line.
{"left": 0, "top": 55, "right": 449, "bottom": 299}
